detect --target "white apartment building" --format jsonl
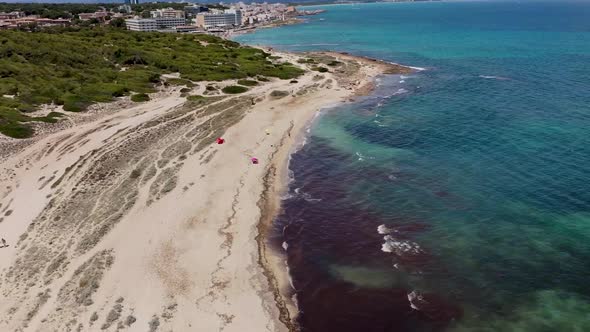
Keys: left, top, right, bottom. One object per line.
{"left": 195, "top": 9, "right": 242, "bottom": 29}
{"left": 125, "top": 18, "right": 157, "bottom": 32}
{"left": 150, "top": 8, "right": 185, "bottom": 19}
{"left": 154, "top": 17, "right": 186, "bottom": 28}
{"left": 125, "top": 16, "right": 186, "bottom": 31}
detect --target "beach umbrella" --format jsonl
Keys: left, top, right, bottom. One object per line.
{"left": 251, "top": 157, "right": 259, "bottom": 164}
{"left": 216, "top": 137, "right": 225, "bottom": 144}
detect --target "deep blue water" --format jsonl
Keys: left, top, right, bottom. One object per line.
{"left": 236, "top": 1, "right": 590, "bottom": 331}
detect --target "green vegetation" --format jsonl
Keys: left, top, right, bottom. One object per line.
{"left": 0, "top": 3, "right": 119, "bottom": 19}
{"left": 222, "top": 86, "right": 248, "bottom": 94}
{"left": 0, "top": 27, "right": 303, "bottom": 138}
{"left": 237, "top": 79, "right": 258, "bottom": 87}
{"left": 0, "top": 107, "right": 63, "bottom": 138}
{"left": 0, "top": 3, "right": 229, "bottom": 19}
{"left": 109, "top": 18, "right": 126, "bottom": 29}
{"left": 131, "top": 93, "right": 150, "bottom": 102}
{"left": 297, "top": 58, "right": 316, "bottom": 64}
{"left": 328, "top": 60, "right": 342, "bottom": 66}
{"left": 257, "top": 76, "right": 270, "bottom": 82}
{"left": 187, "top": 95, "right": 205, "bottom": 101}
{"left": 269, "top": 90, "right": 290, "bottom": 99}
{"left": 313, "top": 66, "right": 330, "bottom": 73}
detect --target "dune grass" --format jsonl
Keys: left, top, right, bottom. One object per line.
{"left": 222, "top": 86, "right": 248, "bottom": 94}
{"left": 130, "top": 93, "right": 150, "bottom": 102}
{"left": 237, "top": 79, "right": 259, "bottom": 87}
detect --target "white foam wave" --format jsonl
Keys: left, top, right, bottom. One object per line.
{"left": 281, "top": 192, "right": 295, "bottom": 200}
{"left": 479, "top": 75, "right": 510, "bottom": 80}
{"left": 292, "top": 109, "right": 322, "bottom": 153}
{"left": 287, "top": 268, "right": 295, "bottom": 289}
{"left": 385, "top": 61, "right": 426, "bottom": 72}
{"left": 293, "top": 187, "right": 321, "bottom": 202}
{"left": 291, "top": 294, "right": 299, "bottom": 310}
{"left": 302, "top": 192, "right": 322, "bottom": 202}
{"left": 355, "top": 151, "right": 375, "bottom": 161}
{"left": 381, "top": 235, "right": 423, "bottom": 255}
{"left": 407, "top": 290, "right": 427, "bottom": 311}
{"left": 282, "top": 241, "right": 289, "bottom": 251}
{"left": 408, "top": 65, "right": 426, "bottom": 71}
{"left": 377, "top": 224, "right": 395, "bottom": 234}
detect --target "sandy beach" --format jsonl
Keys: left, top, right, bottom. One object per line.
{"left": 0, "top": 51, "right": 409, "bottom": 332}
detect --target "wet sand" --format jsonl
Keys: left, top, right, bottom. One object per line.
{"left": 0, "top": 52, "right": 410, "bottom": 332}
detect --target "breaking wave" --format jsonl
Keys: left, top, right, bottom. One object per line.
{"left": 381, "top": 235, "right": 423, "bottom": 255}
{"left": 479, "top": 75, "right": 510, "bottom": 80}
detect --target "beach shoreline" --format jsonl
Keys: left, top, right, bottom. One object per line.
{"left": 253, "top": 50, "right": 414, "bottom": 330}
{"left": 0, "top": 50, "right": 411, "bottom": 331}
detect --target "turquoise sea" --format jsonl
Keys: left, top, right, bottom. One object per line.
{"left": 235, "top": 1, "right": 590, "bottom": 331}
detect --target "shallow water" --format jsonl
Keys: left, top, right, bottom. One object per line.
{"left": 236, "top": 1, "right": 590, "bottom": 331}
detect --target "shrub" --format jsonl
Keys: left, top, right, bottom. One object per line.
{"left": 0, "top": 122, "right": 33, "bottom": 138}
{"left": 62, "top": 94, "right": 90, "bottom": 112}
{"left": 297, "top": 58, "right": 315, "bottom": 64}
{"left": 269, "top": 90, "right": 289, "bottom": 99}
{"left": 314, "top": 66, "right": 329, "bottom": 73}
{"left": 131, "top": 93, "right": 150, "bottom": 102}
{"left": 237, "top": 79, "right": 258, "bottom": 87}
{"left": 222, "top": 85, "right": 248, "bottom": 94}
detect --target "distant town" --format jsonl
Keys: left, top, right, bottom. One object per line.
{"left": 0, "top": 2, "right": 325, "bottom": 35}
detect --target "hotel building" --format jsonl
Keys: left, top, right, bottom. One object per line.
{"left": 195, "top": 9, "right": 242, "bottom": 29}
{"left": 125, "top": 18, "right": 157, "bottom": 32}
